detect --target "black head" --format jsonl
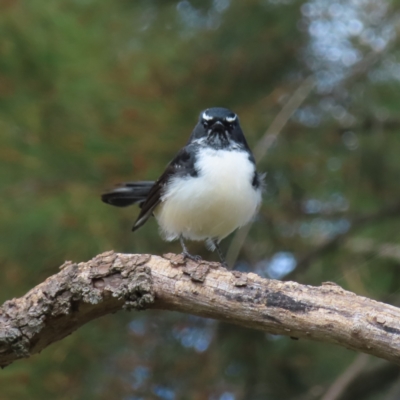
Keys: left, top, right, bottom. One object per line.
{"left": 188, "top": 107, "right": 250, "bottom": 150}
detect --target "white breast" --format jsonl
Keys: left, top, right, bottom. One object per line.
{"left": 154, "top": 148, "right": 262, "bottom": 242}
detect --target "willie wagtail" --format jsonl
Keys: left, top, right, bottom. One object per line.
{"left": 101, "top": 107, "right": 263, "bottom": 266}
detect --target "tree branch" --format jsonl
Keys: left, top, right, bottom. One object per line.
{"left": 321, "top": 353, "right": 370, "bottom": 400}
{"left": 1, "top": 251, "right": 400, "bottom": 367}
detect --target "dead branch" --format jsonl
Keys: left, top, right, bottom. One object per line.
{"left": 1, "top": 251, "right": 400, "bottom": 368}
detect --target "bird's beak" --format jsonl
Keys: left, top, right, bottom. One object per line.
{"left": 210, "top": 121, "right": 225, "bottom": 134}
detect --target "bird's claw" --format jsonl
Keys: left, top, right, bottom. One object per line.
{"left": 182, "top": 251, "right": 202, "bottom": 262}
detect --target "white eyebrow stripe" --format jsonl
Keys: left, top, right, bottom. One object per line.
{"left": 202, "top": 111, "right": 213, "bottom": 121}
{"left": 225, "top": 114, "right": 237, "bottom": 123}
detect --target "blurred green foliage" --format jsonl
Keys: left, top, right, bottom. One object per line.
{"left": 2, "top": 0, "right": 400, "bottom": 399}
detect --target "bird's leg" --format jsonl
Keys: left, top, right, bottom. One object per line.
{"left": 180, "top": 237, "right": 202, "bottom": 262}
{"left": 210, "top": 239, "right": 229, "bottom": 269}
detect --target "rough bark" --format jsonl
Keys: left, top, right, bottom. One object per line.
{"left": 1, "top": 251, "right": 400, "bottom": 367}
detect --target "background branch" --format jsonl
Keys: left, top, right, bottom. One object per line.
{"left": 336, "top": 362, "right": 400, "bottom": 400}
{"left": 321, "top": 353, "right": 370, "bottom": 400}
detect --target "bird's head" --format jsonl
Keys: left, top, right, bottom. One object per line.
{"left": 189, "top": 107, "right": 247, "bottom": 149}
{"left": 201, "top": 107, "right": 238, "bottom": 137}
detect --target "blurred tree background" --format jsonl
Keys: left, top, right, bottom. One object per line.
{"left": 2, "top": 0, "right": 400, "bottom": 398}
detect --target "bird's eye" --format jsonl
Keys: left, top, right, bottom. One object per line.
{"left": 202, "top": 119, "right": 211, "bottom": 128}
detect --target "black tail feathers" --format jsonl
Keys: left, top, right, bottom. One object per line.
{"left": 101, "top": 181, "right": 154, "bottom": 207}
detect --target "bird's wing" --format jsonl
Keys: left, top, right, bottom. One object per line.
{"left": 132, "top": 146, "right": 197, "bottom": 231}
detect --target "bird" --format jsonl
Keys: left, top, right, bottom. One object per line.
{"left": 101, "top": 107, "right": 263, "bottom": 267}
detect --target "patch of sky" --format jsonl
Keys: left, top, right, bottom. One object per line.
{"left": 294, "top": 105, "right": 323, "bottom": 127}
{"left": 131, "top": 366, "right": 150, "bottom": 390}
{"left": 152, "top": 385, "right": 175, "bottom": 400}
{"left": 234, "top": 260, "right": 252, "bottom": 272}
{"left": 220, "top": 393, "right": 235, "bottom": 400}
{"left": 176, "top": 0, "right": 231, "bottom": 33}
{"left": 256, "top": 252, "right": 297, "bottom": 279}
{"left": 302, "top": 193, "right": 349, "bottom": 214}
{"left": 300, "top": 0, "right": 395, "bottom": 91}
{"left": 298, "top": 217, "right": 350, "bottom": 238}
{"left": 129, "top": 318, "right": 147, "bottom": 336}
{"left": 124, "top": 396, "right": 144, "bottom": 400}
{"left": 172, "top": 324, "right": 214, "bottom": 352}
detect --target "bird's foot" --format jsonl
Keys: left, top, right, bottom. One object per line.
{"left": 182, "top": 251, "right": 202, "bottom": 262}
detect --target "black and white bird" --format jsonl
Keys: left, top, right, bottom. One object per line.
{"left": 101, "top": 107, "right": 263, "bottom": 266}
